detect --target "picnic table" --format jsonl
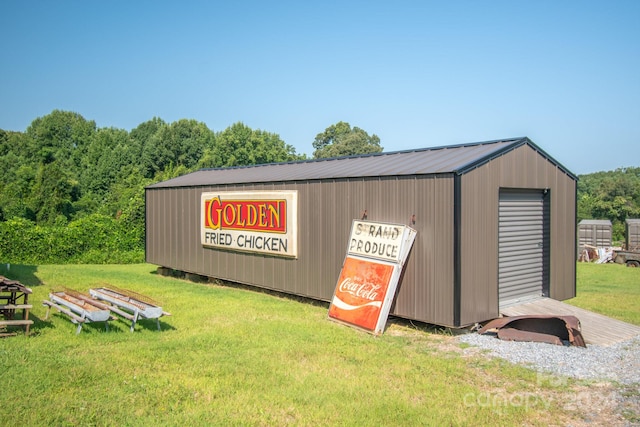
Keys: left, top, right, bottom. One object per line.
{"left": 0, "top": 276, "right": 33, "bottom": 336}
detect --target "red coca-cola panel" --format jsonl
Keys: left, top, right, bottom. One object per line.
{"left": 328, "top": 256, "right": 395, "bottom": 332}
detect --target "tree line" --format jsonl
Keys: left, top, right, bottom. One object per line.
{"left": 577, "top": 167, "right": 640, "bottom": 242}
{"left": 1, "top": 109, "right": 636, "bottom": 263}
{"left": 0, "top": 110, "right": 382, "bottom": 263}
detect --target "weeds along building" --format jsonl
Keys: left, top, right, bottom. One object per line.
{"left": 145, "top": 137, "right": 577, "bottom": 328}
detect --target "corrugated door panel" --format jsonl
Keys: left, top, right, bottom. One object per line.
{"left": 498, "top": 190, "right": 544, "bottom": 307}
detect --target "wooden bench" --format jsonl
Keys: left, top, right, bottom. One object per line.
{"left": 0, "top": 319, "right": 34, "bottom": 327}
{"left": 0, "top": 304, "right": 33, "bottom": 336}
{"left": 0, "top": 319, "right": 34, "bottom": 336}
{"left": 0, "top": 304, "right": 33, "bottom": 310}
{"left": 1, "top": 277, "right": 33, "bottom": 336}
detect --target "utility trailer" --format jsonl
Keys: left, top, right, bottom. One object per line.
{"left": 613, "top": 251, "right": 640, "bottom": 267}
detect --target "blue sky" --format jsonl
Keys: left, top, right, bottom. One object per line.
{"left": 1, "top": 1, "right": 638, "bottom": 174}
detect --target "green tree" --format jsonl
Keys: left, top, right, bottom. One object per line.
{"left": 13, "top": 111, "right": 97, "bottom": 224}
{"left": 29, "top": 161, "right": 78, "bottom": 225}
{"left": 1, "top": 109, "right": 314, "bottom": 263}
{"left": 80, "top": 127, "right": 135, "bottom": 195}
{"left": 141, "top": 119, "right": 214, "bottom": 178}
{"left": 201, "top": 122, "right": 302, "bottom": 168}
{"left": 577, "top": 167, "right": 640, "bottom": 241}
{"left": 74, "top": 127, "right": 142, "bottom": 216}
{"left": 0, "top": 129, "right": 10, "bottom": 156}
{"left": 130, "top": 117, "right": 166, "bottom": 146}
{"left": 25, "top": 110, "right": 96, "bottom": 167}
{"left": 312, "top": 121, "right": 382, "bottom": 159}
{"left": 0, "top": 164, "right": 36, "bottom": 220}
{"left": 0, "top": 130, "right": 35, "bottom": 220}
{"left": 102, "top": 167, "right": 152, "bottom": 247}
{"left": 131, "top": 117, "right": 165, "bottom": 178}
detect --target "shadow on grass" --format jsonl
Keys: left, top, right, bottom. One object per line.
{"left": 1, "top": 313, "right": 49, "bottom": 338}
{"left": 163, "top": 270, "right": 333, "bottom": 310}
{"left": 35, "top": 310, "right": 176, "bottom": 335}
{"left": 0, "top": 264, "right": 43, "bottom": 287}
{"left": 156, "top": 268, "right": 461, "bottom": 336}
{"left": 385, "top": 316, "right": 472, "bottom": 336}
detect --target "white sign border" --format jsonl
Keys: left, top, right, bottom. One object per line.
{"left": 200, "top": 190, "right": 298, "bottom": 258}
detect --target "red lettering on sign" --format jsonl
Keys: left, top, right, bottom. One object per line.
{"left": 204, "top": 197, "right": 287, "bottom": 233}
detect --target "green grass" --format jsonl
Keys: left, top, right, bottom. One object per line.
{"left": 0, "top": 263, "right": 632, "bottom": 426}
{"left": 568, "top": 262, "right": 640, "bottom": 325}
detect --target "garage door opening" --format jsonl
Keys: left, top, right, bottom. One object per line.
{"left": 498, "top": 189, "right": 550, "bottom": 309}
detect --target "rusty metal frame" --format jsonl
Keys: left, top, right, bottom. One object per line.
{"left": 478, "top": 315, "right": 586, "bottom": 347}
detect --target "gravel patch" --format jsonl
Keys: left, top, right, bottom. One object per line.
{"left": 458, "top": 333, "right": 640, "bottom": 424}
{"left": 458, "top": 332, "right": 640, "bottom": 385}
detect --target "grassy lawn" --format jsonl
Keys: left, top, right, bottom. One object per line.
{"left": 568, "top": 262, "right": 640, "bottom": 325}
{"left": 0, "top": 263, "right": 635, "bottom": 426}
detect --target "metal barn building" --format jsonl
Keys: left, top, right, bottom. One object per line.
{"left": 577, "top": 219, "right": 613, "bottom": 255}
{"left": 146, "top": 137, "right": 577, "bottom": 328}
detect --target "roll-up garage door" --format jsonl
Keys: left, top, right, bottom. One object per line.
{"left": 498, "top": 190, "right": 548, "bottom": 308}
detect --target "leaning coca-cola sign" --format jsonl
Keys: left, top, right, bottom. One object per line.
{"left": 329, "top": 220, "right": 416, "bottom": 334}
{"left": 329, "top": 257, "right": 394, "bottom": 331}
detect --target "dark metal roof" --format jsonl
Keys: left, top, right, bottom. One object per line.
{"left": 147, "top": 137, "right": 576, "bottom": 189}
{"left": 578, "top": 219, "right": 612, "bottom": 225}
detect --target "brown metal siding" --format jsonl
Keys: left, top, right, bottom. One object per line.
{"left": 458, "top": 162, "right": 499, "bottom": 326}
{"left": 146, "top": 174, "right": 456, "bottom": 326}
{"left": 551, "top": 170, "right": 577, "bottom": 302}
{"left": 391, "top": 175, "right": 455, "bottom": 326}
{"left": 458, "top": 144, "right": 576, "bottom": 325}
{"left": 146, "top": 139, "right": 576, "bottom": 328}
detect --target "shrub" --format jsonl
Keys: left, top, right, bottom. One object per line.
{"left": 0, "top": 214, "right": 144, "bottom": 264}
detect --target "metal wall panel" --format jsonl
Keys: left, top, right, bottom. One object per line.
{"left": 458, "top": 144, "right": 576, "bottom": 325}
{"left": 146, "top": 175, "right": 457, "bottom": 326}
{"left": 627, "top": 219, "right": 640, "bottom": 251}
{"left": 391, "top": 175, "right": 455, "bottom": 325}
{"left": 146, "top": 142, "right": 576, "bottom": 328}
